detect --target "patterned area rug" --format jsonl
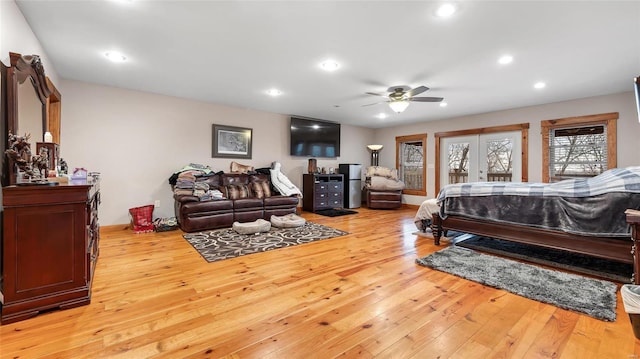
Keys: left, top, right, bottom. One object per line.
{"left": 183, "top": 222, "right": 348, "bottom": 263}
{"left": 416, "top": 246, "right": 617, "bottom": 321}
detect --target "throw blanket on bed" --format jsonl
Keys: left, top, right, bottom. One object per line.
{"left": 438, "top": 166, "right": 640, "bottom": 200}
{"left": 437, "top": 167, "right": 640, "bottom": 237}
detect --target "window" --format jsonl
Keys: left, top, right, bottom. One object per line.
{"left": 541, "top": 112, "right": 617, "bottom": 182}
{"left": 396, "top": 134, "right": 427, "bottom": 196}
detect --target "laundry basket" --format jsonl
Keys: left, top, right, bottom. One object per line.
{"left": 129, "top": 205, "right": 155, "bottom": 233}
{"left": 621, "top": 284, "right": 640, "bottom": 339}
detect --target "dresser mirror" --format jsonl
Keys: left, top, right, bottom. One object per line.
{"left": 4, "top": 52, "right": 52, "bottom": 185}
{"left": 7, "top": 52, "right": 50, "bottom": 141}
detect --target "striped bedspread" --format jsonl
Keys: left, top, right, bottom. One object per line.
{"left": 437, "top": 166, "right": 640, "bottom": 201}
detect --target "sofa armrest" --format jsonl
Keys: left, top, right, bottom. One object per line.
{"left": 174, "top": 194, "right": 200, "bottom": 203}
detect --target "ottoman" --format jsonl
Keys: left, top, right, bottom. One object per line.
{"left": 232, "top": 218, "right": 271, "bottom": 234}
{"left": 270, "top": 213, "right": 306, "bottom": 228}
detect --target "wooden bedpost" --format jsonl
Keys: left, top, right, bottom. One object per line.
{"left": 625, "top": 209, "right": 640, "bottom": 285}
{"left": 431, "top": 212, "right": 443, "bottom": 246}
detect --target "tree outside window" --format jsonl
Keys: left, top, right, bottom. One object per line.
{"left": 541, "top": 112, "right": 617, "bottom": 182}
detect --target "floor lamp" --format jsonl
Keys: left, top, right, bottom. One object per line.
{"left": 367, "top": 145, "right": 383, "bottom": 166}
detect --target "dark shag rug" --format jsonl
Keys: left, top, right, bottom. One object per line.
{"left": 183, "top": 222, "right": 348, "bottom": 263}
{"left": 416, "top": 246, "right": 617, "bottom": 321}
{"left": 314, "top": 208, "right": 358, "bottom": 217}
{"left": 456, "top": 236, "right": 633, "bottom": 283}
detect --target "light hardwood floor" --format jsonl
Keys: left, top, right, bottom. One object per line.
{"left": 2, "top": 207, "right": 640, "bottom": 358}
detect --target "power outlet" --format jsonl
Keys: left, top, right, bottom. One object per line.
{"left": 154, "top": 200, "right": 161, "bottom": 208}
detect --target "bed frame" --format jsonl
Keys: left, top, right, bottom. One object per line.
{"left": 430, "top": 210, "right": 640, "bottom": 284}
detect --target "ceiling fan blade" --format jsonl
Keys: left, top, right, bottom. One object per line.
{"left": 407, "top": 85, "right": 429, "bottom": 97}
{"left": 361, "top": 101, "right": 384, "bottom": 107}
{"left": 365, "top": 91, "right": 386, "bottom": 97}
{"left": 410, "top": 96, "right": 444, "bottom": 102}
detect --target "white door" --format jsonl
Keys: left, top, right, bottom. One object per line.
{"left": 441, "top": 131, "right": 521, "bottom": 186}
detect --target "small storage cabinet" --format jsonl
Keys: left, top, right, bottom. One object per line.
{"left": 303, "top": 174, "right": 344, "bottom": 212}
{"left": 0, "top": 180, "right": 100, "bottom": 324}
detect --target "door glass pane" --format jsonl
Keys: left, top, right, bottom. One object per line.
{"left": 485, "top": 138, "right": 513, "bottom": 182}
{"left": 448, "top": 142, "right": 470, "bottom": 184}
{"left": 401, "top": 141, "right": 423, "bottom": 191}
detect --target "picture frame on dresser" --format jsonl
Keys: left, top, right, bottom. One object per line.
{"left": 212, "top": 124, "right": 252, "bottom": 159}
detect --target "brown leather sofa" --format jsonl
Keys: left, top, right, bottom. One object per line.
{"left": 174, "top": 173, "right": 299, "bottom": 232}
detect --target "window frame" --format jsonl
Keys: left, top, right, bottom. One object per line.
{"left": 541, "top": 112, "right": 617, "bottom": 183}
{"left": 395, "top": 133, "right": 427, "bottom": 196}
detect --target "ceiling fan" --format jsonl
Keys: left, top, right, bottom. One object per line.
{"left": 363, "top": 85, "right": 443, "bottom": 113}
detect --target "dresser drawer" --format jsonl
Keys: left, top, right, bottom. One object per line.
{"left": 315, "top": 183, "right": 329, "bottom": 192}
{"left": 327, "top": 182, "right": 343, "bottom": 192}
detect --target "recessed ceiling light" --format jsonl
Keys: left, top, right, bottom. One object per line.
{"left": 376, "top": 113, "right": 387, "bottom": 119}
{"left": 498, "top": 55, "right": 513, "bottom": 65}
{"left": 439, "top": 102, "right": 448, "bottom": 107}
{"left": 266, "top": 88, "right": 282, "bottom": 96}
{"left": 436, "top": 3, "right": 456, "bottom": 18}
{"left": 104, "top": 51, "right": 126, "bottom": 63}
{"left": 534, "top": 82, "right": 546, "bottom": 89}
{"left": 320, "top": 60, "right": 340, "bottom": 72}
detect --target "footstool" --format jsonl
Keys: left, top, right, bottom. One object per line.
{"left": 233, "top": 218, "right": 271, "bottom": 234}
{"left": 270, "top": 213, "right": 306, "bottom": 228}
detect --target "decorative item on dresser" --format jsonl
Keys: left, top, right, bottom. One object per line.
{"left": 1, "top": 179, "right": 101, "bottom": 324}
{"left": 302, "top": 173, "right": 344, "bottom": 212}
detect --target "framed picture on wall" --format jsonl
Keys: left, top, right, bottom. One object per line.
{"left": 212, "top": 124, "right": 252, "bottom": 159}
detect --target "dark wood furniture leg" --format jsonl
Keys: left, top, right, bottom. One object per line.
{"left": 431, "top": 212, "right": 442, "bottom": 245}
{"left": 625, "top": 209, "right": 640, "bottom": 285}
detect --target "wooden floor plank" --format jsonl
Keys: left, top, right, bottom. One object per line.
{"left": 2, "top": 207, "right": 640, "bottom": 358}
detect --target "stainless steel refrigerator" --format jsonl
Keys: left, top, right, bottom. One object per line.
{"left": 338, "top": 164, "right": 362, "bottom": 209}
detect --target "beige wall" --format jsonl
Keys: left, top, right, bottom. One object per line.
{"left": 60, "top": 80, "right": 374, "bottom": 224}
{"left": 375, "top": 91, "right": 640, "bottom": 206}
{"left": 4, "top": 0, "right": 639, "bottom": 225}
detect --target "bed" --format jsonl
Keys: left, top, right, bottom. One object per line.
{"left": 423, "top": 166, "right": 640, "bottom": 283}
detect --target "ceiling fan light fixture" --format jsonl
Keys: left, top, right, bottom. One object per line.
{"left": 439, "top": 102, "right": 448, "bottom": 107}
{"left": 389, "top": 100, "right": 410, "bottom": 113}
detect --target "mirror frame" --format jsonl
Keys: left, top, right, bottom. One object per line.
{"left": 4, "top": 52, "right": 52, "bottom": 185}
{"left": 7, "top": 52, "right": 51, "bottom": 137}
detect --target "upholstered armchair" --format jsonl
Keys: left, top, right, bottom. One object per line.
{"left": 364, "top": 166, "right": 405, "bottom": 209}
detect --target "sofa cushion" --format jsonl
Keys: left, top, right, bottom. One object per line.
{"left": 225, "top": 184, "right": 250, "bottom": 199}
{"left": 264, "top": 196, "right": 298, "bottom": 207}
{"left": 251, "top": 180, "right": 272, "bottom": 199}
{"left": 180, "top": 199, "right": 233, "bottom": 215}
{"left": 233, "top": 197, "right": 264, "bottom": 209}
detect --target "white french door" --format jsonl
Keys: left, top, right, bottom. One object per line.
{"left": 440, "top": 131, "right": 522, "bottom": 186}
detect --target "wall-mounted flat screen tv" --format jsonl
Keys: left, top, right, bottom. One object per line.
{"left": 290, "top": 116, "right": 340, "bottom": 157}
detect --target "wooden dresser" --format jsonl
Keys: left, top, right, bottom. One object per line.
{"left": 302, "top": 174, "right": 344, "bottom": 212}
{"left": 1, "top": 180, "right": 100, "bottom": 324}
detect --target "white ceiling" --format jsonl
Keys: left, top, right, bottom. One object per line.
{"left": 15, "top": 0, "right": 640, "bottom": 129}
